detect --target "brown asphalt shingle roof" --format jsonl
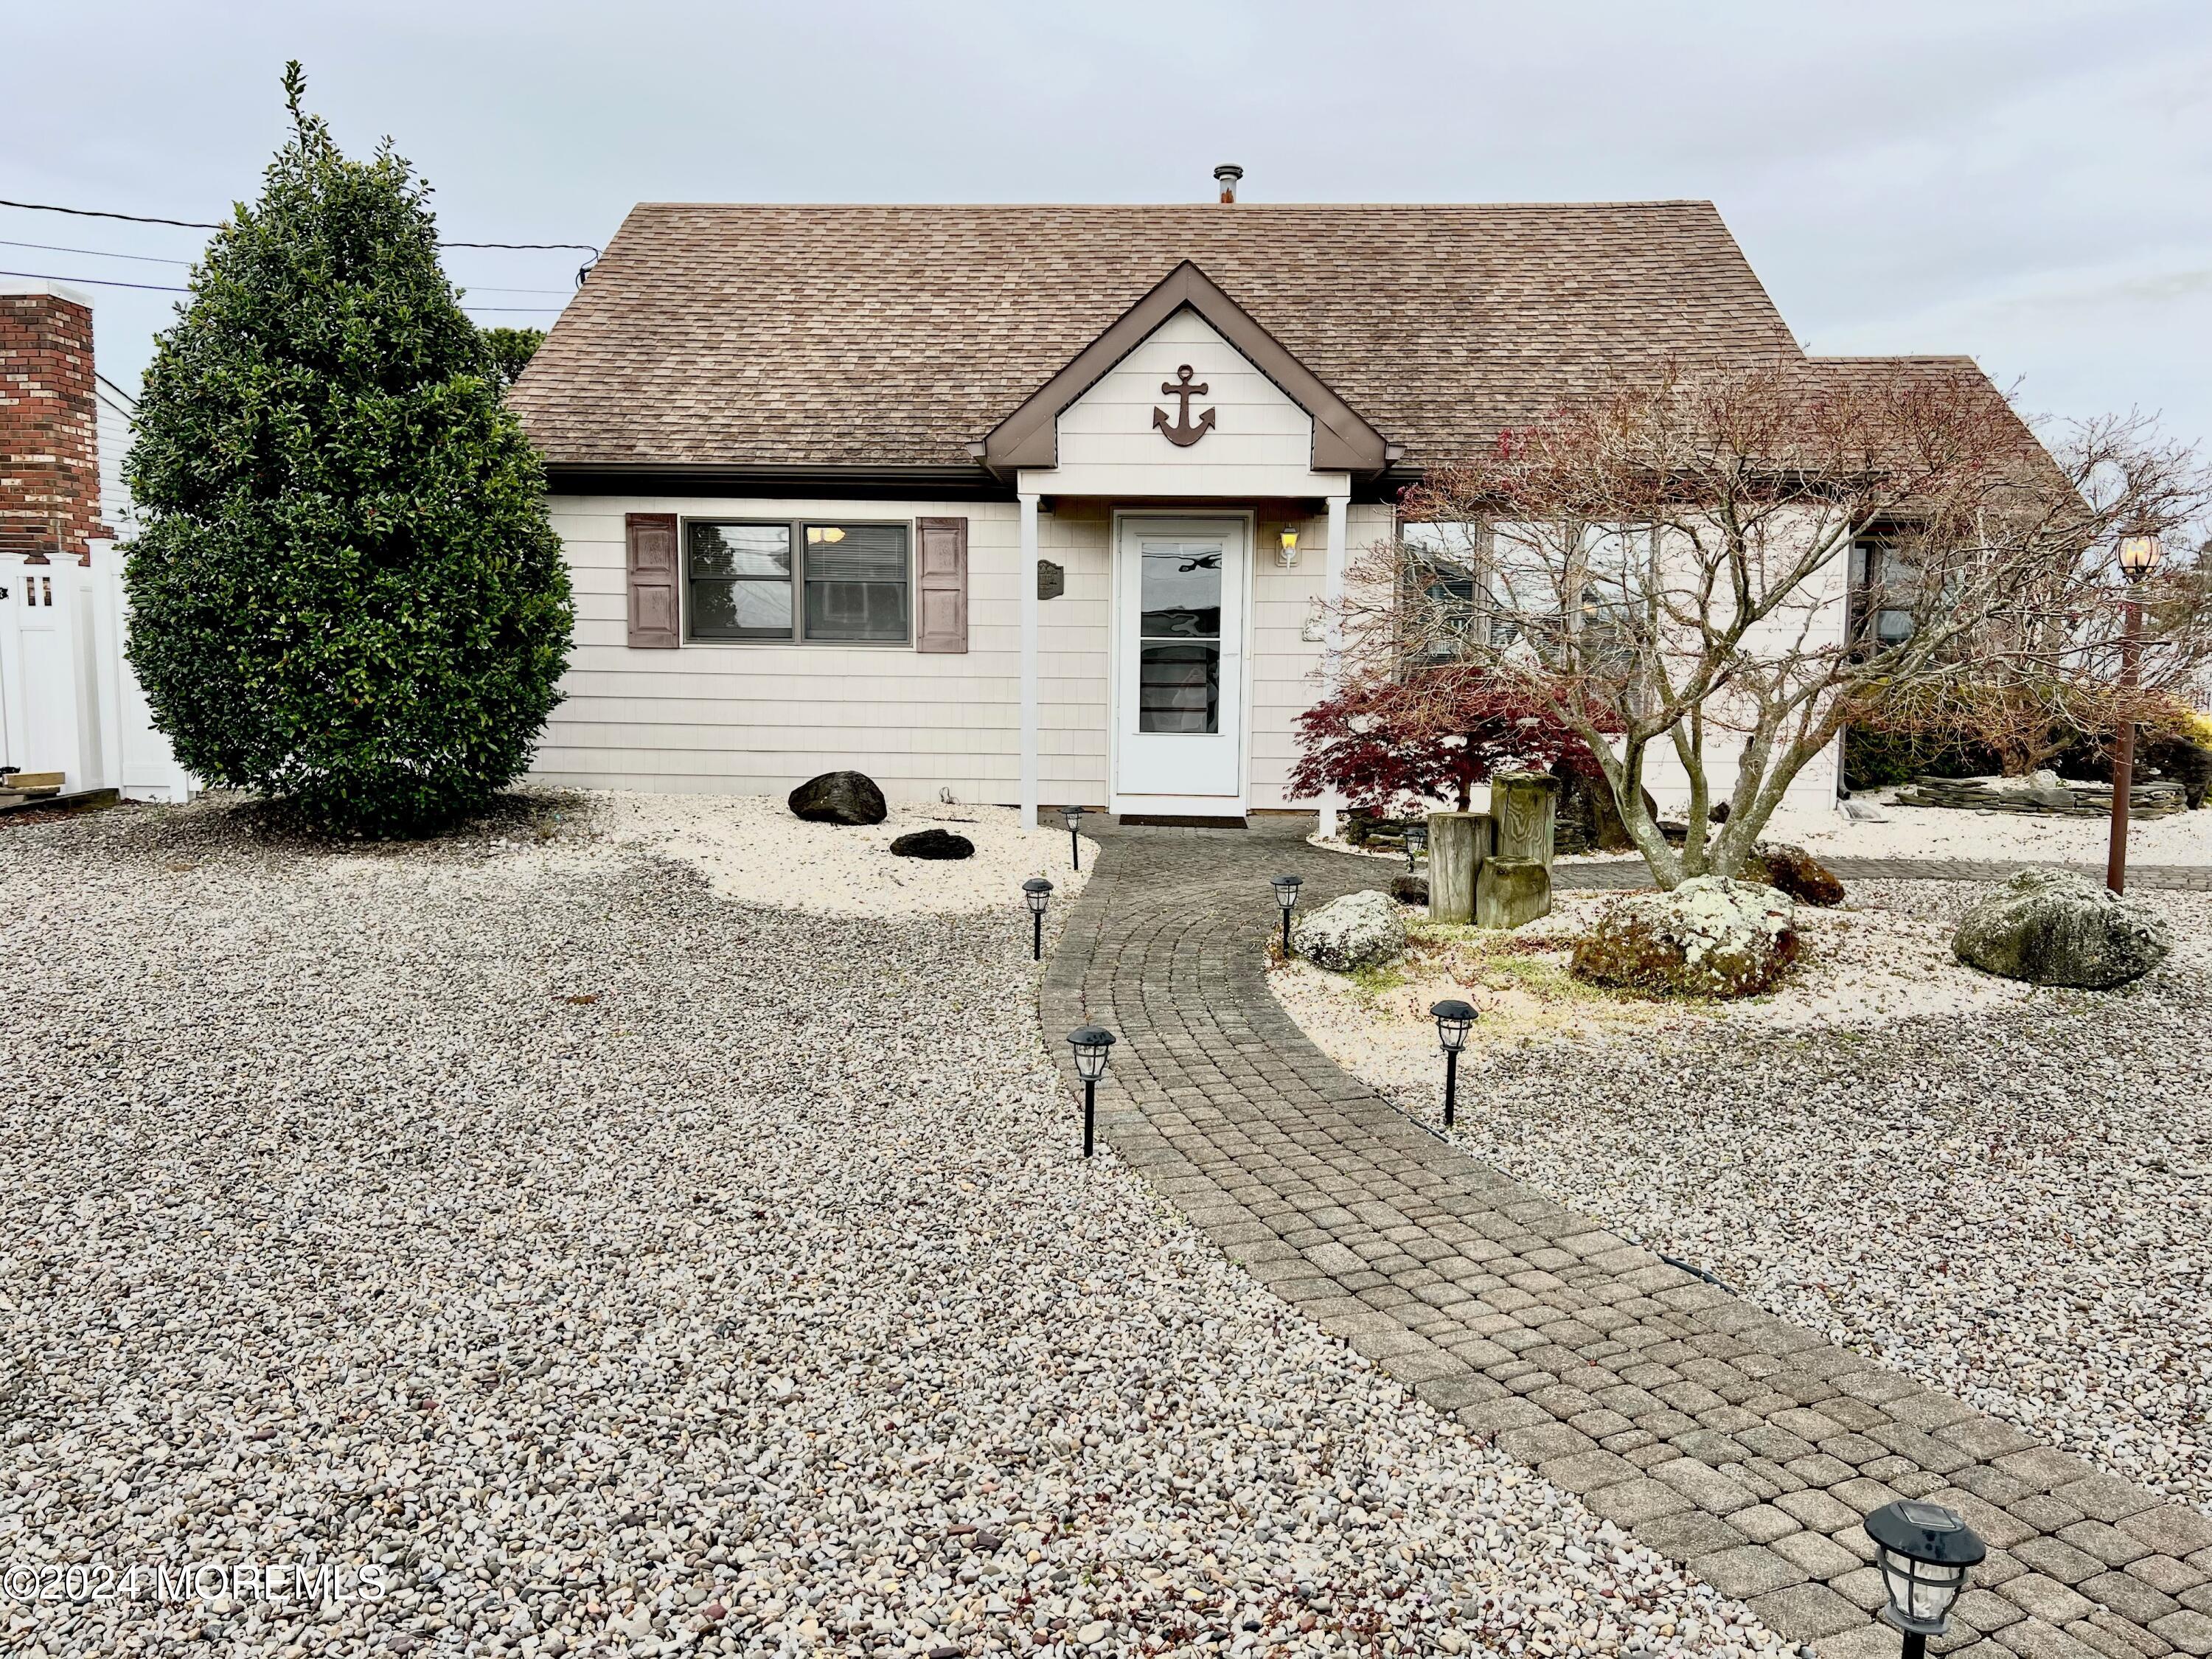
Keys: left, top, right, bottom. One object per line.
{"left": 509, "top": 201, "right": 1813, "bottom": 473}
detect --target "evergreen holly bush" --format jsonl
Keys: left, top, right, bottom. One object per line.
{"left": 124, "top": 64, "right": 573, "bottom": 835}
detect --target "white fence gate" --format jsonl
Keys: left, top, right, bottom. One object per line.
{"left": 0, "top": 543, "right": 192, "bottom": 801}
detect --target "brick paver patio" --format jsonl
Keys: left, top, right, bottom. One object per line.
{"left": 1040, "top": 819, "right": 2212, "bottom": 1659}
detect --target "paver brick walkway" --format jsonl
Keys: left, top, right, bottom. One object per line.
{"left": 1039, "top": 820, "right": 2212, "bottom": 1659}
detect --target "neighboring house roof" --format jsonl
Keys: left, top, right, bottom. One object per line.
{"left": 509, "top": 201, "right": 1806, "bottom": 479}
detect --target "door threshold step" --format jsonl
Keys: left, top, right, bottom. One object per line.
{"left": 1116, "top": 814, "right": 1248, "bottom": 830}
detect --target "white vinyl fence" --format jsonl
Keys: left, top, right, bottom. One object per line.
{"left": 0, "top": 543, "right": 192, "bottom": 801}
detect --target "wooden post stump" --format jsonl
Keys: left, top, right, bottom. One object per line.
{"left": 1427, "top": 811, "right": 1494, "bottom": 925}
{"left": 1492, "top": 772, "right": 1561, "bottom": 869}
{"left": 1476, "top": 857, "right": 1553, "bottom": 928}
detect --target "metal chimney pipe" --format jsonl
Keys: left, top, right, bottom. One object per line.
{"left": 1214, "top": 163, "right": 1244, "bottom": 204}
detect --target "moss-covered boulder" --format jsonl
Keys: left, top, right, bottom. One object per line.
{"left": 1571, "top": 877, "right": 1800, "bottom": 998}
{"left": 1952, "top": 868, "right": 2171, "bottom": 989}
{"left": 1292, "top": 888, "right": 1407, "bottom": 972}
{"left": 1744, "top": 843, "right": 1846, "bottom": 908}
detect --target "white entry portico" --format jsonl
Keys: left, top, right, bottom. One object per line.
{"left": 998, "top": 265, "right": 1379, "bottom": 827}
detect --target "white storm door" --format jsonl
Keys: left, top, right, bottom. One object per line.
{"left": 1113, "top": 518, "right": 1245, "bottom": 801}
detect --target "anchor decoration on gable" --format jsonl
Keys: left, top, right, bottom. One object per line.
{"left": 1152, "top": 364, "right": 1217, "bottom": 448}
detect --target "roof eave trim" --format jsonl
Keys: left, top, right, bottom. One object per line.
{"left": 542, "top": 461, "right": 1014, "bottom": 501}
{"left": 980, "top": 260, "right": 1392, "bottom": 479}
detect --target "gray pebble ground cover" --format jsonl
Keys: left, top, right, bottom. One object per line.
{"left": 0, "top": 801, "right": 1797, "bottom": 1659}
{"left": 1427, "top": 880, "right": 2212, "bottom": 1518}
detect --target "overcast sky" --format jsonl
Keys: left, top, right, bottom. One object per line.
{"left": 11, "top": 0, "right": 2209, "bottom": 456}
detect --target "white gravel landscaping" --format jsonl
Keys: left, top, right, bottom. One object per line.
{"left": 1305, "top": 784, "right": 2212, "bottom": 868}
{"left": 1767, "top": 793, "right": 2212, "bottom": 865}
{"left": 1270, "top": 877, "right": 2212, "bottom": 1517}
{"left": 1, "top": 795, "right": 1796, "bottom": 1659}
{"left": 583, "top": 790, "right": 1094, "bottom": 917}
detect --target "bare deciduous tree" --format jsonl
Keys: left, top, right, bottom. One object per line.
{"left": 1338, "top": 358, "right": 2212, "bottom": 886}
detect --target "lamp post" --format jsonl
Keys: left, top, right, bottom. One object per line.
{"left": 1864, "top": 1500, "right": 1985, "bottom": 1659}
{"left": 1271, "top": 874, "right": 1304, "bottom": 957}
{"left": 1067, "top": 1026, "right": 1116, "bottom": 1158}
{"left": 1060, "top": 804, "right": 1086, "bottom": 872}
{"left": 2107, "top": 532, "right": 2164, "bottom": 895}
{"left": 1023, "top": 878, "right": 1053, "bottom": 961}
{"left": 1429, "top": 999, "right": 1476, "bottom": 1127}
{"left": 1403, "top": 821, "right": 1428, "bottom": 874}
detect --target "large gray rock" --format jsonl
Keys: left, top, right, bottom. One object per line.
{"left": 1292, "top": 888, "right": 1408, "bottom": 973}
{"left": 787, "top": 770, "right": 888, "bottom": 826}
{"left": 1952, "top": 868, "right": 2172, "bottom": 989}
{"left": 1571, "top": 877, "right": 1800, "bottom": 998}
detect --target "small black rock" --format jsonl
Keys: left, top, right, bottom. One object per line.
{"left": 890, "top": 827, "right": 975, "bottom": 860}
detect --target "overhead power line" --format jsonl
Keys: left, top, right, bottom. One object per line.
{"left": 1, "top": 268, "right": 187, "bottom": 293}
{"left": 1, "top": 240, "right": 572, "bottom": 293}
{"left": 1, "top": 267, "right": 563, "bottom": 313}
{"left": 1, "top": 238, "right": 191, "bottom": 266}
{"left": 0, "top": 197, "right": 599, "bottom": 257}
{"left": 0, "top": 197, "right": 217, "bottom": 229}
{"left": 439, "top": 240, "right": 599, "bottom": 253}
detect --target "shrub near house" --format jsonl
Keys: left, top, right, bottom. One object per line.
{"left": 124, "top": 66, "right": 572, "bottom": 835}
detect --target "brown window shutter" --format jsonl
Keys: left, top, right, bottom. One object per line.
{"left": 626, "top": 512, "right": 681, "bottom": 647}
{"left": 914, "top": 516, "right": 968, "bottom": 653}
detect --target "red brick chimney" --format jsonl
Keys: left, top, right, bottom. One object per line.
{"left": 0, "top": 282, "right": 108, "bottom": 563}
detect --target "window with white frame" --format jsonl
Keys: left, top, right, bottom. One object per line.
{"left": 686, "top": 520, "right": 911, "bottom": 644}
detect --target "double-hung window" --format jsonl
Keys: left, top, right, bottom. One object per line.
{"left": 685, "top": 520, "right": 911, "bottom": 644}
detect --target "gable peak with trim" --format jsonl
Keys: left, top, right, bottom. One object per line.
{"left": 981, "top": 260, "right": 1390, "bottom": 480}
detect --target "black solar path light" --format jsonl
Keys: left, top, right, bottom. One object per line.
{"left": 1023, "top": 878, "right": 1053, "bottom": 961}
{"left": 1429, "top": 998, "right": 1476, "bottom": 1128}
{"left": 1403, "top": 821, "right": 1427, "bottom": 873}
{"left": 1271, "top": 873, "right": 1304, "bottom": 957}
{"left": 1067, "top": 1026, "right": 1116, "bottom": 1158}
{"left": 1865, "top": 1500, "right": 1985, "bottom": 1659}
{"left": 1060, "top": 804, "right": 1086, "bottom": 870}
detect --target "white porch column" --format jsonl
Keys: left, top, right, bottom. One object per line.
{"left": 1318, "top": 490, "right": 1352, "bottom": 839}
{"left": 1018, "top": 491, "right": 1041, "bottom": 826}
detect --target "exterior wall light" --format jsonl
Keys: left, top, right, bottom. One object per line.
{"left": 1060, "top": 804, "right": 1085, "bottom": 870}
{"left": 1864, "top": 1500, "right": 1985, "bottom": 1659}
{"left": 1271, "top": 874, "right": 1304, "bottom": 956}
{"left": 1023, "top": 877, "right": 1053, "bottom": 960}
{"left": 1430, "top": 998, "right": 1476, "bottom": 1127}
{"left": 1278, "top": 526, "right": 1301, "bottom": 568}
{"left": 1067, "top": 1026, "right": 1117, "bottom": 1158}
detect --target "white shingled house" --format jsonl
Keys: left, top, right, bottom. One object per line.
{"left": 507, "top": 181, "right": 2016, "bottom": 829}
